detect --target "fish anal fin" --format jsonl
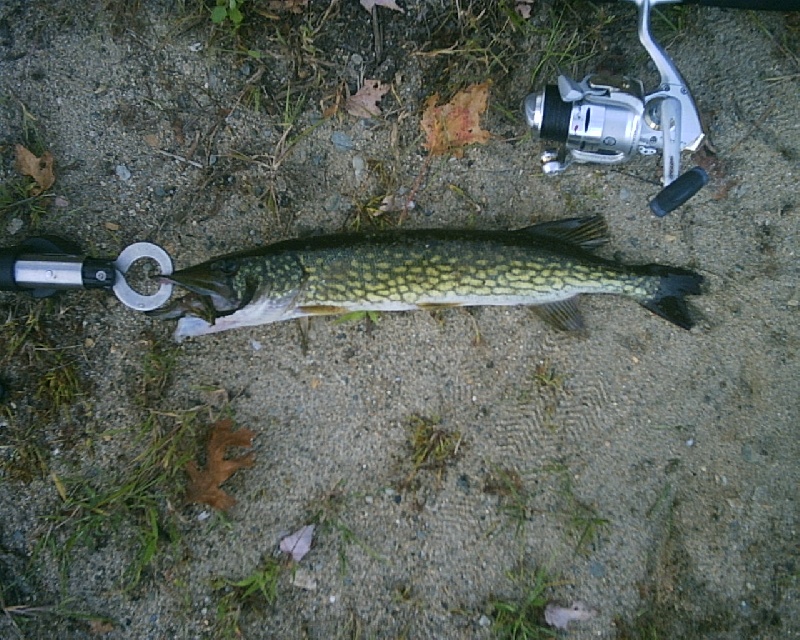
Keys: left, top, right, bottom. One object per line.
{"left": 532, "top": 297, "right": 585, "bottom": 332}
{"left": 297, "top": 304, "right": 349, "bottom": 316}
{"left": 521, "top": 216, "right": 608, "bottom": 251}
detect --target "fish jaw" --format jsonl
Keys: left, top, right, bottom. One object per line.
{"left": 166, "top": 264, "right": 240, "bottom": 312}
{"left": 174, "top": 291, "right": 302, "bottom": 340}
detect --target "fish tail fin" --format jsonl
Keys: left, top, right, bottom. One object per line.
{"left": 639, "top": 265, "right": 704, "bottom": 329}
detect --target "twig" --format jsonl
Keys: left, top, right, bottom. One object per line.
{"left": 155, "top": 149, "right": 204, "bottom": 169}
{"left": 371, "top": 6, "right": 384, "bottom": 65}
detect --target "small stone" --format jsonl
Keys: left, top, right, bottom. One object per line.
{"left": 6, "top": 217, "right": 23, "bottom": 235}
{"left": 331, "top": 131, "right": 354, "bottom": 152}
{"left": 352, "top": 155, "right": 366, "bottom": 182}
{"left": 478, "top": 614, "right": 491, "bottom": 628}
{"left": 115, "top": 164, "right": 132, "bottom": 181}
{"left": 291, "top": 568, "right": 317, "bottom": 591}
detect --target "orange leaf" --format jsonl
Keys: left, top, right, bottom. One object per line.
{"left": 14, "top": 144, "right": 55, "bottom": 194}
{"left": 185, "top": 418, "right": 255, "bottom": 511}
{"left": 421, "top": 82, "right": 491, "bottom": 158}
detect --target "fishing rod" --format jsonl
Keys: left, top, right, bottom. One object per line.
{"left": 524, "top": 0, "right": 800, "bottom": 216}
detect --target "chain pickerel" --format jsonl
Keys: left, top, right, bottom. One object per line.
{"left": 152, "top": 216, "right": 703, "bottom": 340}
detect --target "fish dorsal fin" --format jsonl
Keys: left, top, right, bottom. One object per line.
{"left": 532, "top": 297, "right": 585, "bottom": 332}
{"left": 520, "top": 216, "right": 609, "bottom": 251}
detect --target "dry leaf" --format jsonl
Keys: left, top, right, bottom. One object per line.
{"left": 544, "top": 601, "right": 597, "bottom": 630}
{"left": 185, "top": 418, "right": 255, "bottom": 511}
{"left": 515, "top": 0, "right": 534, "bottom": 19}
{"left": 14, "top": 144, "right": 55, "bottom": 194}
{"left": 346, "top": 79, "right": 390, "bottom": 119}
{"left": 360, "top": 0, "right": 405, "bottom": 13}
{"left": 280, "top": 524, "right": 315, "bottom": 562}
{"left": 421, "top": 82, "right": 491, "bottom": 158}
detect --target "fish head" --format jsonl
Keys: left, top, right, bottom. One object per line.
{"left": 165, "top": 258, "right": 243, "bottom": 313}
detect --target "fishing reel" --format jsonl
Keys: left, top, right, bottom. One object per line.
{"left": 524, "top": 0, "right": 708, "bottom": 216}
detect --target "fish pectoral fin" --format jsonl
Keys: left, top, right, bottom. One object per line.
{"left": 296, "top": 304, "right": 349, "bottom": 316}
{"left": 521, "top": 216, "right": 608, "bottom": 251}
{"left": 532, "top": 297, "right": 585, "bottom": 332}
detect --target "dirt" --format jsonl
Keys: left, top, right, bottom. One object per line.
{"left": 0, "top": 1, "right": 798, "bottom": 638}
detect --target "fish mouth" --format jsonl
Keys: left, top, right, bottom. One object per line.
{"left": 165, "top": 265, "right": 240, "bottom": 312}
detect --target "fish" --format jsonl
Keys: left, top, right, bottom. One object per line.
{"left": 151, "top": 216, "right": 703, "bottom": 340}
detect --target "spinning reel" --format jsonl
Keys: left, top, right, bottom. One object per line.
{"left": 524, "top": 0, "right": 709, "bottom": 215}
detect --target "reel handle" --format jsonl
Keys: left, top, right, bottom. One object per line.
{"left": 649, "top": 166, "right": 709, "bottom": 217}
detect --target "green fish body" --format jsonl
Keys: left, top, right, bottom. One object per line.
{"left": 154, "top": 217, "right": 703, "bottom": 340}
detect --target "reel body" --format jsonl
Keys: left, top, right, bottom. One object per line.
{"left": 524, "top": 0, "right": 708, "bottom": 214}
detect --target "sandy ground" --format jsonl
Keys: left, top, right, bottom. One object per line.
{"left": 0, "top": 1, "right": 798, "bottom": 638}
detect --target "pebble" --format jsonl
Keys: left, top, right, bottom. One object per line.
{"left": 352, "top": 155, "right": 366, "bottom": 182}
{"left": 115, "top": 164, "right": 132, "bottom": 181}
{"left": 6, "top": 217, "right": 23, "bottom": 234}
{"left": 478, "top": 614, "right": 491, "bottom": 628}
{"left": 589, "top": 561, "right": 606, "bottom": 578}
{"left": 331, "top": 131, "right": 354, "bottom": 152}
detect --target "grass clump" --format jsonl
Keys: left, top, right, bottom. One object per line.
{"left": 44, "top": 410, "right": 199, "bottom": 589}
{"left": 212, "top": 557, "right": 283, "bottom": 639}
{"left": 0, "top": 299, "right": 86, "bottom": 481}
{"left": 306, "top": 481, "right": 382, "bottom": 575}
{"left": 401, "top": 415, "right": 463, "bottom": 488}
{"left": 484, "top": 466, "right": 535, "bottom": 535}
{"left": 490, "top": 564, "right": 558, "bottom": 640}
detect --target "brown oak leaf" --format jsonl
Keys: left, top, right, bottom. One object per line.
{"left": 421, "top": 82, "right": 491, "bottom": 158}
{"left": 14, "top": 144, "right": 55, "bottom": 194}
{"left": 185, "top": 418, "right": 255, "bottom": 511}
{"left": 346, "top": 79, "right": 390, "bottom": 119}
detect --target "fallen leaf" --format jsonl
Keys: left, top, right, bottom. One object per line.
{"left": 346, "top": 79, "right": 390, "bottom": 119}
{"left": 360, "top": 0, "right": 405, "bottom": 13}
{"left": 515, "top": 0, "right": 534, "bottom": 19}
{"left": 185, "top": 418, "right": 255, "bottom": 511}
{"left": 421, "top": 82, "right": 491, "bottom": 158}
{"left": 14, "top": 144, "right": 55, "bottom": 194}
{"left": 280, "top": 524, "right": 314, "bottom": 562}
{"left": 544, "top": 601, "right": 597, "bottom": 630}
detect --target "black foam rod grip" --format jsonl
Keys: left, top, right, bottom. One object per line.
{"left": 649, "top": 166, "right": 709, "bottom": 217}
